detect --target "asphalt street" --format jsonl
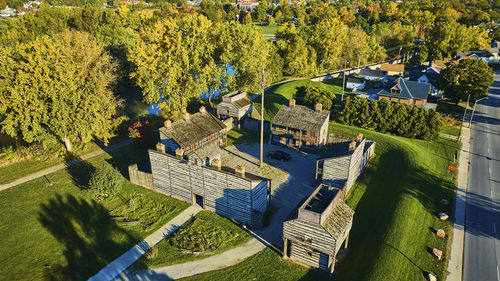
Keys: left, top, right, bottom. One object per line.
{"left": 463, "top": 72, "right": 500, "bottom": 281}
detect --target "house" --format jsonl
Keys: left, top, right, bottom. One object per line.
{"left": 316, "top": 135, "right": 375, "bottom": 195}
{"left": 407, "top": 70, "right": 441, "bottom": 95}
{"left": 147, "top": 147, "right": 270, "bottom": 228}
{"left": 456, "top": 50, "right": 498, "bottom": 64}
{"left": 346, "top": 77, "right": 365, "bottom": 91}
{"left": 380, "top": 63, "right": 405, "bottom": 76}
{"left": 431, "top": 58, "right": 460, "bottom": 69}
{"left": 159, "top": 106, "right": 226, "bottom": 166}
{"left": 270, "top": 99, "right": 329, "bottom": 151}
{"left": 217, "top": 91, "right": 252, "bottom": 129}
{"left": 377, "top": 78, "right": 431, "bottom": 106}
{"left": 231, "top": 0, "right": 259, "bottom": 10}
{"left": 359, "top": 68, "right": 387, "bottom": 82}
{"left": 282, "top": 183, "right": 354, "bottom": 273}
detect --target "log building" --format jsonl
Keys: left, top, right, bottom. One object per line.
{"left": 315, "top": 135, "right": 375, "bottom": 195}
{"left": 270, "top": 99, "right": 329, "bottom": 152}
{"left": 159, "top": 106, "right": 226, "bottom": 167}
{"left": 148, "top": 146, "right": 270, "bottom": 228}
{"left": 217, "top": 91, "right": 252, "bottom": 129}
{"left": 283, "top": 183, "right": 354, "bottom": 273}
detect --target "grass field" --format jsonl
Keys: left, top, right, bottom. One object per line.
{"left": 0, "top": 144, "right": 189, "bottom": 281}
{"left": 226, "top": 129, "right": 269, "bottom": 147}
{"left": 436, "top": 100, "right": 467, "bottom": 119}
{"left": 253, "top": 78, "right": 353, "bottom": 120}
{"left": 138, "top": 211, "right": 252, "bottom": 268}
{"left": 182, "top": 122, "right": 460, "bottom": 281}
{"left": 255, "top": 23, "right": 280, "bottom": 35}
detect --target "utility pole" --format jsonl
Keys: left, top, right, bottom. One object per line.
{"left": 341, "top": 60, "right": 349, "bottom": 102}
{"left": 458, "top": 94, "right": 470, "bottom": 139}
{"left": 357, "top": 56, "right": 361, "bottom": 72}
{"left": 260, "top": 68, "right": 265, "bottom": 168}
{"left": 469, "top": 97, "right": 488, "bottom": 128}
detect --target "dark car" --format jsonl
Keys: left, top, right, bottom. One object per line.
{"left": 267, "top": 150, "right": 291, "bottom": 161}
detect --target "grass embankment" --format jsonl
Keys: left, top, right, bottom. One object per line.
{"left": 436, "top": 100, "right": 466, "bottom": 137}
{"left": 182, "top": 123, "right": 460, "bottom": 281}
{"left": 0, "top": 144, "right": 189, "bottom": 281}
{"left": 253, "top": 78, "right": 353, "bottom": 120}
{"left": 138, "top": 211, "right": 252, "bottom": 268}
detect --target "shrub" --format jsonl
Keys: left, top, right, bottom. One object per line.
{"left": 128, "top": 120, "right": 154, "bottom": 145}
{"left": 337, "top": 98, "right": 442, "bottom": 140}
{"left": 303, "top": 84, "right": 335, "bottom": 110}
{"left": 88, "top": 162, "right": 123, "bottom": 200}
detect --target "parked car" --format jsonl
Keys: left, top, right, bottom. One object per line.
{"left": 267, "top": 150, "right": 291, "bottom": 161}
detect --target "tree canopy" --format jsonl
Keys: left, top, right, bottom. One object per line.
{"left": 437, "top": 59, "right": 494, "bottom": 103}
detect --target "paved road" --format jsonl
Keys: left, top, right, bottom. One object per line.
{"left": 463, "top": 73, "right": 500, "bottom": 281}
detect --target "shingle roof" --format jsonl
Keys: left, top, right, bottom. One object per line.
{"left": 408, "top": 71, "right": 439, "bottom": 84}
{"left": 185, "top": 141, "right": 221, "bottom": 159}
{"left": 380, "top": 63, "right": 405, "bottom": 72}
{"left": 271, "top": 104, "right": 329, "bottom": 132}
{"left": 359, "top": 68, "right": 386, "bottom": 78}
{"left": 322, "top": 200, "right": 354, "bottom": 239}
{"left": 347, "top": 77, "right": 363, "bottom": 84}
{"left": 232, "top": 97, "right": 251, "bottom": 109}
{"left": 159, "top": 112, "right": 226, "bottom": 148}
{"left": 377, "top": 78, "right": 430, "bottom": 100}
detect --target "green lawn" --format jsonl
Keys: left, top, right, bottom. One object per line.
{"left": 253, "top": 78, "right": 353, "bottom": 120}
{"left": 255, "top": 23, "right": 280, "bottom": 35}
{"left": 226, "top": 129, "right": 269, "bottom": 147}
{"left": 138, "top": 211, "right": 252, "bottom": 268}
{"left": 436, "top": 100, "right": 467, "bottom": 119}
{"left": 441, "top": 126, "right": 460, "bottom": 137}
{"left": 181, "top": 122, "right": 460, "bottom": 281}
{"left": 0, "top": 144, "right": 189, "bottom": 281}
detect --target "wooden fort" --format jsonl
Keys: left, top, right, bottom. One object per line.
{"left": 283, "top": 183, "right": 354, "bottom": 273}
{"left": 315, "top": 134, "right": 375, "bottom": 195}
{"left": 148, "top": 146, "right": 270, "bottom": 228}
{"left": 217, "top": 91, "right": 252, "bottom": 129}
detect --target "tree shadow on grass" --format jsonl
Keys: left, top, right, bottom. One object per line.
{"left": 63, "top": 153, "right": 95, "bottom": 190}
{"left": 38, "top": 194, "right": 144, "bottom": 281}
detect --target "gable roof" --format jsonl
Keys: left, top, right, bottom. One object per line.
{"left": 380, "top": 63, "right": 405, "bottom": 73}
{"left": 232, "top": 97, "right": 251, "bottom": 109}
{"left": 159, "top": 112, "right": 226, "bottom": 148}
{"left": 408, "top": 71, "right": 439, "bottom": 84}
{"left": 321, "top": 200, "right": 354, "bottom": 239}
{"left": 347, "top": 77, "right": 364, "bottom": 84}
{"left": 359, "top": 68, "right": 386, "bottom": 78}
{"left": 377, "top": 78, "right": 431, "bottom": 100}
{"left": 271, "top": 104, "right": 329, "bottom": 132}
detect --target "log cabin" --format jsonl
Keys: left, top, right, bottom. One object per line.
{"left": 270, "top": 99, "right": 329, "bottom": 152}
{"left": 283, "top": 183, "right": 354, "bottom": 273}
{"left": 148, "top": 146, "right": 270, "bottom": 228}
{"left": 159, "top": 106, "right": 226, "bottom": 167}
{"left": 217, "top": 91, "right": 252, "bottom": 129}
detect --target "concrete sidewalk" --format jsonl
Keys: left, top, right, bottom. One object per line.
{"left": 89, "top": 204, "right": 203, "bottom": 281}
{"left": 446, "top": 126, "right": 470, "bottom": 281}
{"left": 0, "top": 139, "right": 132, "bottom": 192}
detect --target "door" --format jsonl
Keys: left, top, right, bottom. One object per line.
{"left": 194, "top": 194, "right": 204, "bottom": 208}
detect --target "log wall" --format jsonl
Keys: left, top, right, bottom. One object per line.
{"left": 148, "top": 149, "right": 268, "bottom": 227}
{"left": 283, "top": 219, "right": 336, "bottom": 256}
{"left": 128, "top": 164, "right": 153, "bottom": 189}
{"left": 345, "top": 139, "right": 366, "bottom": 194}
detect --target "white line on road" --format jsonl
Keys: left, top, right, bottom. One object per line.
{"left": 497, "top": 266, "right": 499, "bottom": 281}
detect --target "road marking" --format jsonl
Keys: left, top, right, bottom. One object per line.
{"left": 497, "top": 266, "right": 499, "bottom": 281}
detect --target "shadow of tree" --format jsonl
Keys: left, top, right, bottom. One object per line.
{"left": 63, "top": 153, "right": 96, "bottom": 190}
{"left": 38, "top": 194, "right": 142, "bottom": 281}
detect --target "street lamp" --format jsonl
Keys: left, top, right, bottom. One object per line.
{"left": 341, "top": 60, "right": 350, "bottom": 102}
{"left": 458, "top": 94, "right": 470, "bottom": 139}
{"left": 468, "top": 97, "right": 488, "bottom": 128}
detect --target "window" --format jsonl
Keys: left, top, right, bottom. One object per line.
{"left": 304, "top": 130, "right": 308, "bottom": 136}
{"left": 279, "top": 136, "right": 283, "bottom": 141}
{"left": 311, "top": 131, "right": 315, "bottom": 137}
{"left": 323, "top": 129, "right": 325, "bottom": 135}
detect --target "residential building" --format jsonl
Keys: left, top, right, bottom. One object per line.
{"left": 282, "top": 183, "right": 354, "bottom": 273}
{"left": 346, "top": 77, "right": 365, "bottom": 91}
{"left": 377, "top": 78, "right": 431, "bottom": 106}
{"left": 380, "top": 63, "right": 405, "bottom": 76}
{"left": 217, "top": 91, "right": 252, "bottom": 129}
{"left": 359, "top": 68, "right": 387, "bottom": 82}
{"left": 270, "top": 99, "right": 329, "bottom": 151}
{"left": 159, "top": 107, "right": 226, "bottom": 166}
{"left": 231, "top": 0, "right": 259, "bottom": 10}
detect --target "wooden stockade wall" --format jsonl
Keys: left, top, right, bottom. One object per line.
{"left": 129, "top": 164, "right": 153, "bottom": 189}
{"left": 345, "top": 139, "right": 366, "bottom": 194}
{"left": 148, "top": 149, "right": 268, "bottom": 227}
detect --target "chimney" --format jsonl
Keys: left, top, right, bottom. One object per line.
{"left": 211, "top": 158, "right": 221, "bottom": 170}
{"left": 175, "top": 147, "right": 184, "bottom": 159}
{"left": 182, "top": 111, "right": 190, "bottom": 120}
{"left": 199, "top": 106, "right": 206, "bottom": 113}
{"left": 156, "top": 142, "right": 165, "bottom": 153}
{"left": 349, "top": 140, "right": 357, "bottom": 151}
{"left": 289, "top": 99, "right": 296, "bottom": 107}
{"left": 235, "top": 165, "right": 245, "bottom": 177}
{"left": 315, "top": 103, "right": 322, "bottom": 111}
{"left": 356, "top": 133, "right": 363, "bottom": 142}
{"left": 164, "top": 120, "right": 172, "bottom": 128}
